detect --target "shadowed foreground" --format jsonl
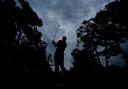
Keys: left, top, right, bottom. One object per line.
{"left": 7, "top": 67, "right": 128, "bottom": 88}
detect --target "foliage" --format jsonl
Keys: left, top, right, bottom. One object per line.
{"left": 73, "top": 0, "right": 128, "bottom": 71}
{"left": 0, "top": 0, "right": 51, "bottom": 72}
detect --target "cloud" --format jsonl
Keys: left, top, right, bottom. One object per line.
{"left": 28, "top": 0, "right": 111, "bottom": 41}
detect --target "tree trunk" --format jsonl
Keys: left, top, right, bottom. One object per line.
{"left": 94, "top": 45, "right": 101, "bottom": 65}
{"left": 105, "top": 40, "right": 108, "bottom": 70}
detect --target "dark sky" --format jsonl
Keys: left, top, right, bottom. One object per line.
{"left": 28, "top": 0, "right": 112, "bottom": 43}
{"left": 27, "top": 0, "right": 116, "bottom": 69}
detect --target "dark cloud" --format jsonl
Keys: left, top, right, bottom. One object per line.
{"left": 28, "top": 0, "right": 111, "bottom": 41}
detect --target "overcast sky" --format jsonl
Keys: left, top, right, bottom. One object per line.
{"left": 27, "top": 0, "right": 114, "bottom": 69}
{"left": 28, "top": 0, "right": 112, "bottom": 43}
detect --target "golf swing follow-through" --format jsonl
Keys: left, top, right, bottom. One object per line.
{"left": 52, "top": 25, "right": 67, "bottom": 73}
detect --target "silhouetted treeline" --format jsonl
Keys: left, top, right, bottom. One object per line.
{"left": 0, "top": 0, "right": 51, "bottom": 73}
{"left": 71, "top": 0, "right": 128, "bottom": 74}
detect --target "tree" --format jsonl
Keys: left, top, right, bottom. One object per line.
{"left": 73, "top": 0, "right": 128, "bottom": 71}
{"left": 0, "top": 0, "right": 51, "bottom": 72}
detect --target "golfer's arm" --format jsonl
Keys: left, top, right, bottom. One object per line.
{"left": 52, "top": 41, "right": 57, "bottom": 47}
{"left": 53, "top": 43, "right": 57, "bottom": 47}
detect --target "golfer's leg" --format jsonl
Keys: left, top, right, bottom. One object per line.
{"left": 60, "top": 57, "right": 66, "bottom": 72}
{"left": 55, "top": 59, "right": 59, "bottom": 72}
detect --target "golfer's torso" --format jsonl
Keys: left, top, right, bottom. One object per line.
{"left": 55, "top": 40, "right": 67, "bottom": 54}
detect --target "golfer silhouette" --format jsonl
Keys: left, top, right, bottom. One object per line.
{"left": 52, "top": 36, "right": 67, "bottom": 73}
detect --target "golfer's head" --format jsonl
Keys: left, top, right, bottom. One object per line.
{"left": 62, "top": 36, "right": 66, "bottom": 41}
